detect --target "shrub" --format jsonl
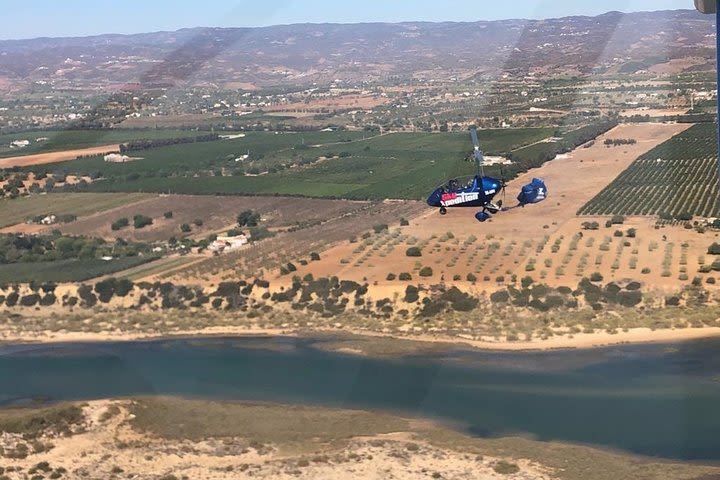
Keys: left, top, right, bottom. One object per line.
{"left": 611, "top": 215, "right": 625, "bottom": 225}
{"left": 590, "top": 272, "right": 604, "bottom": 282}
{"left": 466, "top": 273, "right": 477, "bottom": 282}
{"left": 521, "top": 276, "right": 534, "bottom": 288}
{"left": 626, "top": 228, "right": 636, "bottom": 238}
{"left": 20, "top": 294, "right": 40, "bottom": 306}
{"left": 493, "top": 461, "right": 520, "bottom": 475}
{"left": 545, "top": 295, "right": 564, "bottom": 309}
{"left": 617, "top": 290, "right": 642, "bottom": 307}
{"left": 249, "top": 226, "right": 275, "bottom": 242}
{"left": 418, "top": 298, "right": 445, "bottom": 317}
{"left": 400, "top": 218, "right": 410, "bottom": 226}
{"left": 665, "top": 296, "right": 680, "bottom": 306}
{"left": 133, "top": 214, "right": 153, "bottom": 229}
{"left": 708, "top": 243, "right": 720, "bottom": 255}
{"left": 192, "top": 218, "right": 204, "bottom": 227}
{"left": 5, "top": 291, "right": 19, "bottom": 307}
{"left": 310, "top": 252, "right": 321, "bottom": 261}
{"left": 398, "top": 272, "right": 412, "bottom": 281}
{"left": 386, "top": 273, "right": 397, "bottom": 281}
{"left": 405, "top": 247, "right": 422, "bottom": 257}
{"left": 373, "top": 224, "right": 389, "bottom": 234}
{"left": 453, "top": 274, "right": 461, "bottom": 281}
{"left": 215, "top": 282, "right": 240, "bottom": 297}
{"left": 404, "top": 285, "right": 419, "bottom": 303}
{"left": 180, "top": 223, "right": 191, "bottom": 233}
{"left": 613, "top": 230, "right": 623, "bottom": 237}
{"left": 237, "top": 210, "right": 261, "bottom": 227}
{"left": 111, "top": 217, "right": 129, "bottom": 231}
{"left": 163, "top": 211, "right": 173, "bottom": 219}
{"left": 490, "top": 290, "right": 510, "bottom": 303}
{"left": 39, "top": 294, "right": 56, "bottom": 306}
{"left": 641, "top": 267, "right": 651, "bottom": 274}
{"left": 419, "top": 266, "right": 433, "bottom": 277}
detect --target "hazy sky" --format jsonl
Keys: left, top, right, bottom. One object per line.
{"left": 1, "top": 0, "right": 697, "bottom": 40}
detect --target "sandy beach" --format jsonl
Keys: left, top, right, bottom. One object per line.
{"left": 3, "top": 324, "right": 720, "bottom": 352}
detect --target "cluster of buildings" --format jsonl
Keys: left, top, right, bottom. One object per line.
{"left": 209, "top": 234, "right": 248, "bottom": 253}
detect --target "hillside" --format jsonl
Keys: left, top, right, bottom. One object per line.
{"left": 0, "top": 10, "right": 714, "bottom": 90}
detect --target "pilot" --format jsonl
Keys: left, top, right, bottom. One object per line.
{"left": 448, "top": 179, "right": 459, "bottom": 191}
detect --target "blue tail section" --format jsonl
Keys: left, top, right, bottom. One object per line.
{"left": 517, "top": 178, "right": 547, "bottom": 205}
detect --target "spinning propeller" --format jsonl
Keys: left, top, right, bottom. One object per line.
{"left": 469, "top": 128, "right": 484, "bottom": 176}
{"left": 471, "top": 128, "right": 507, "bottom": 208}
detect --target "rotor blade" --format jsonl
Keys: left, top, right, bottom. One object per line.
{"left": 474, "top": 150, "right": 484, "bottom": 163}
{"left": 470, "top": 128, "right": 480, "bottom": 149}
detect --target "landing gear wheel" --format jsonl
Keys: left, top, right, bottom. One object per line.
{"left": 439, "top": 207, "right": 447, "bottom": 215}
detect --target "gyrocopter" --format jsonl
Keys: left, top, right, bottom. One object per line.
{"left": 426, "top": 128, "right": 548, "bottom": 222}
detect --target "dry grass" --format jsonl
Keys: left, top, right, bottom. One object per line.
{"left": 2, "top": 397, "right": 717, "bottom": 480}
{"left": 130, "top": 397, "right": 409, "bottom": 447}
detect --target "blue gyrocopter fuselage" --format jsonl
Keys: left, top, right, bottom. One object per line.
{"left": 426, "top": 175, "right": 502, "bottom": 209}
{"left": 427, "top": 128, "right": 547, "bottom": 222}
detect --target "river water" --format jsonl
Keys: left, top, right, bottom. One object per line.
{"left": 2, "top": 336, "right": 720, "bottom": 460}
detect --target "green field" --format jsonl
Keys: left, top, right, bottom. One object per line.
{"left": 0, "top": 256, "right": 159, "bottom": 283}
{"left": 578, "top": 123, "right": 720, "bottom": 218}
{"left": 0, "top": 129, "right": 213, "bottom": 158}
{"left": 0, "top": 192, "right": 153, "bottom": 228}
{"left": 73, "top": 127, "right": 554, "bottom": 199}
{"left": 29, "top": 130, "right": 375, "bottom": 177}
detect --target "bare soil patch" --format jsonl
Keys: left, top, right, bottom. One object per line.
{"left": 0, "top": 145, "right": 119, "bottom": 168}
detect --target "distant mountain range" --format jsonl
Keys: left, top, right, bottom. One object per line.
{"left": 0, "top": 9, "right": 714, "bottom": 90}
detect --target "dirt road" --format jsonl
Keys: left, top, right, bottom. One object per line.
{"left": 0, "top": 144, "right": 119, "bottom": 168}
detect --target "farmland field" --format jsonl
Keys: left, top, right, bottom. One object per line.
{"left": 74, "top": 127, "right": 555, "bottom": 200}
{"left": 0, "top": 256, "right": 159, "bottom": 283}
{"left": 164, "top": 200, "right": 425, "bottom": 282}
{"left": 29, "top": 130, "right": 376, "bottom": 177}
{"left": 0, "top": 192, "right": 153, "bottom": 228}
{"left": 578, "top": 123, "right": 720, "bottom": 217}
{"left": 275, "top": 123, "right": 698, "bottom": 293}
{"left": 56, "top": 195, "right": 371, "bottom": 242}
{"left": 0, "top": 129, "right": 212, "bottom": 158}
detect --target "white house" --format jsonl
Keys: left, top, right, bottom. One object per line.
{"left": 104, "top": 153, "right": 132, "bottom": 163}
{"left": 40, "top": 214, "right": 57, "bottom": 225}
{"left": 209, "top": 234, "right": 248, "bottom": 253}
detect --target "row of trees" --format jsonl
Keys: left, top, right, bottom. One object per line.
{"left": 111, "top": 214, "right": 153, "bottom": 231}
{"left": 119, "top": 133, "right": 219, "bottom": 153}
{"left": 0, "top": 233, "right": 150, "bottom": 264}
{"left": 604, "top": 138, "right": 637, "bottom": 146}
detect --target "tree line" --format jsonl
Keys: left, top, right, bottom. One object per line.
{"left": 119, "top": 133, "right": 219, "bottom": 153}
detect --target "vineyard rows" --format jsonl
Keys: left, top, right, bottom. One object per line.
{"left": 578, "top": 123, "right": 719, "bottom": 218}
